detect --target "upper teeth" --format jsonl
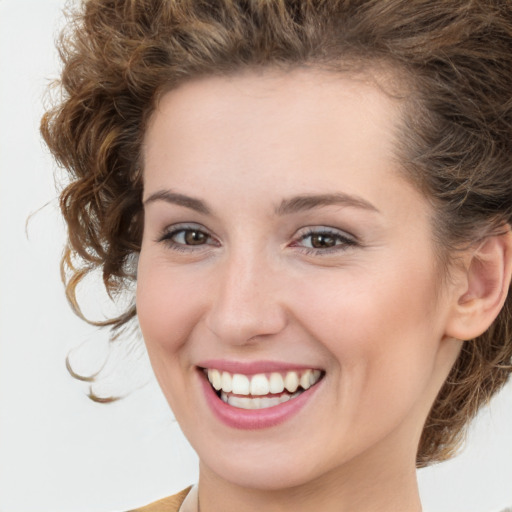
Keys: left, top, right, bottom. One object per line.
{"left": 206, "top": 369, "right": 322, "bottom": 395}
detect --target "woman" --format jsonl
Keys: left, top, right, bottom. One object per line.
{"left": 41, "top": 1, "right": 512, "bottom": 511}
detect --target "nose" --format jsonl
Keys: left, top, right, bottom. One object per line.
{"left": 204, "top": 249, "right": 288, "bottom": 345}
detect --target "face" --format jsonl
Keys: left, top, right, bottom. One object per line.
{"left": 137, "top": 69, "right": 461, "bottom": 491}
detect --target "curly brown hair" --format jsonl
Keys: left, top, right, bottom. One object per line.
{"left": 41, "top": 0, "right": 512, "bottom": 467}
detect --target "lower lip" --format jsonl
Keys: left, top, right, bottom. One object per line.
{"left": 199, "top": 372, "right": 322, "bottom": 430}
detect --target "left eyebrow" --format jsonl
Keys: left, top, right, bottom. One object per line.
{"left": 275, "top": 193, "right": 380, "bottom": 215}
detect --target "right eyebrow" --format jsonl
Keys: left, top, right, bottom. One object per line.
{"left": 143, "top": 190, "right": 211, "bottom": 215}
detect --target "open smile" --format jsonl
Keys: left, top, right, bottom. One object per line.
{"left": 203, "top": 368, "right": 324, "bottom": 410}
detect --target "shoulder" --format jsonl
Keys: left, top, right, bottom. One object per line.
{"left": 128, "top": 487, "right": 192, "bottom": 512}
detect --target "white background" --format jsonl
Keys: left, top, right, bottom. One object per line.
{"left": 0, "top": 1, "right": 511, "bottom": 511}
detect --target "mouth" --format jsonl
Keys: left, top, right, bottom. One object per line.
{"left": 202, "top": 368, "right": 324, "bottom": 410}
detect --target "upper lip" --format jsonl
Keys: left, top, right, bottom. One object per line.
{"left": 197, "top": 359, "right": 323, "bottom": 375}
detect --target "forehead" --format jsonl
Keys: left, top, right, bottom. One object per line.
{"left": 143, "top": 68, "right": 404, "bottom": 190}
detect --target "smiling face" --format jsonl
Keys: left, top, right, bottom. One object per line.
{"left": 136, "top": 69, "right": 462, "bottom": 498}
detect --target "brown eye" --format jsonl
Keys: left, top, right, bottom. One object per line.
{"left": 159, "top": 225, "right": 216, "bottom": 249}
{"left": 184, "top": 230, "right": 208, "bottom": 245}
{"left": 293, "top": 227, "right": 358, "bottom": 254}
{"left": 310, "top": 233, "right": 337, "bottom": 248}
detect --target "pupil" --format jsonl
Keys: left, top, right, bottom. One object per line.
{"left": 312, "top": 234, "right": 335, "bottom": 248}
{"left": 185, "top": 230, "right": 206, "bottom": 245}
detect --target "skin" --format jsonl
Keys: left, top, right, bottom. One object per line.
{"left": 136, "top": 69, "right": 465, "bottom": 512}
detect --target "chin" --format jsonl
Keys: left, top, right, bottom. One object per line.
{"left": 200, "top": 454, "right": 328, "bottom": 492}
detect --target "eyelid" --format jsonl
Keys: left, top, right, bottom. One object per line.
{"left": 290, "top": 225, "right": 359, "bottom": 253}
{"left": 156, "top": 222, "right": 218, "bottom": 248}
{"left": 294, "top": 225, "right": 357, "bottom": 241}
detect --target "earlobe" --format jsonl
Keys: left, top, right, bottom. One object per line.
{"left": 445, "top": 227, "right": 512, "bottom": 341}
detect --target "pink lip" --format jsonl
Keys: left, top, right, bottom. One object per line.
{"left": 197, "top": 359, "right": 321, "bottom": 375}
{"left": 198, "top": 369, "right": 323, "bottom": 430}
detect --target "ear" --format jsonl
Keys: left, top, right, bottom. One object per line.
{"left": 445, "top": 228, "right": 512, "bottom": 341}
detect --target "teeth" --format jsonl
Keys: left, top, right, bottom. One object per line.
{"left": 232, "top": 374, "right": 250, "bottom": 395}
{"left": 208, "top": 369, "right": 222, "bottom": 390}
{"left": 269, "top": 372, "right": 284, "bottom": 394}
{"left": 250, "top": 374, "right": 270, "bottom": 396}
{"left": 284, "top": 371, "right": 299, "bottom": 392}
{"left": 206, "top": 368, "right": 322, "bottom": 396}
{"left": 221, "top": 371, "right": 232, "bottom": 392}
{"left": 300, "top": 369, "right": 312, "bottom": 390}
{"left": 221, "top": 390, "right": 302, "bottom": 409}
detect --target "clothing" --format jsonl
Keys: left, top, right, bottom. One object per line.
{"left": 129, "top": 488, "right": 512, "bottom": 512}
{"left": 129, "top": 487, "right": 192, "bottom": 512}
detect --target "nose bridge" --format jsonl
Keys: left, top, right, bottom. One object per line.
{"left": 206, "top": 245, "right": 286, "bottom": 344}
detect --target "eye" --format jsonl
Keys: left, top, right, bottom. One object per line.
{"left": 305, "top": 232, "right": 339, "bottom": 249}
{"left": 291, "top": 227, "right": 358, "bottom": 254}
{"left": 157, "top": 224, "right": 218, "bottom": 251}
{"left": 172, "top": 229, "right": 209, "bottom": 245}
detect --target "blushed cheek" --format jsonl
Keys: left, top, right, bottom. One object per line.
{"left": 295, "top": 260, "right": 442, "bottom": 375}
{"left": 350, "top": 279, "right": 444, "bottom": 411}
{"left": 136, "top": 263, "right": 193, "bottom": 354}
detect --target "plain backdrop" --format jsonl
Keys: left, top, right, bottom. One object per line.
{"left": 1, "top": 1, "right": 511, "bottom": 511}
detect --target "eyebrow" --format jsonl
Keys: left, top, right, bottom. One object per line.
{"left": 143, "top": 190, "right": 211, "bottom": 215}
{"left": 275, "top": 193, "right": 379, "bottom": 215}
{"left": 143, "top": 190, "right": 379, "bottom": 216}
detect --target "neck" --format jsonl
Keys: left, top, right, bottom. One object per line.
{"left": 196, "top": 449, "right": 422, "bottom": 512}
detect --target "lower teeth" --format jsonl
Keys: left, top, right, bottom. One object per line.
{"left": 220, "top": 390, "right": 303, "bottom": 410}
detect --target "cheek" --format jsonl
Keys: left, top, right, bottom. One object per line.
{"left": 290, "top": 254, "right": 445, "bottom": 406}
{"left": 136, "top": 255, "right": 200, "bottom": 357}
{"left": 136, "top": 255, "right": 207, "bottom": 416}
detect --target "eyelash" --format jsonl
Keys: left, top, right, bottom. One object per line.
{"left": 157, "top": 224, "right": 218, "bottom": 252}
{"left": 156, "top": 225, "right": 358, "bottom": 255}
{"left": 291, "top": 228, "right": 358, "bottom": 255}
